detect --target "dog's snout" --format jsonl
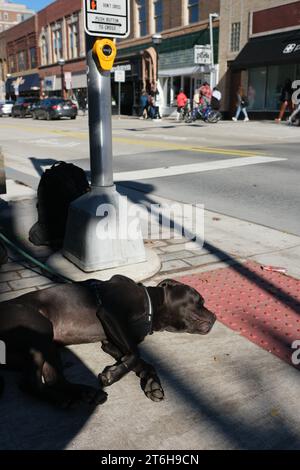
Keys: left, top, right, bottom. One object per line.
{"left": 210, "top": 311, "right": 217, "bottom": 324}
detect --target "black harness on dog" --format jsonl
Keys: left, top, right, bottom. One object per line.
{"left": 85, "top": 280, "right": 154, "bottom": 356}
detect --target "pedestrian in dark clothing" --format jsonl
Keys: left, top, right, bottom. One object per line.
{"left": 275, "top": 78, "right": 293, "bottom": 122}
{"left": 232, "top": 86, "right": 249, "bottom": 122}
{"left": 140, "top": 90, "right": 149, "bottom": 119}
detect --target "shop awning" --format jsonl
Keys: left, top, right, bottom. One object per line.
{"left": 6, "top": 73, "right": 40, "bottom": 94}
{"left": 232, "top": 30, "right": 300, "bottom": 69}
{"left": 159, "top": 65, "right": 209, "bottom": 77}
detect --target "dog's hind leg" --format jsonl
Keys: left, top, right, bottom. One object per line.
{"left": 16, "top": 311, "right": 106, "bottom": 407}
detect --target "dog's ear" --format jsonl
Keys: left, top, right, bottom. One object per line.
{"left": 157, "top": 279, "right": 182, "bottom": 288}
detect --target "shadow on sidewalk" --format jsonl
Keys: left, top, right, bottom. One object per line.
{"left": 0, "top": 347, "right": 101, "bottom": 450}
{"left": 118, "top": 181, "right": 300, "bottom": 316}
{"left": 0, "top": 176, "right": 299, "bottom": 449}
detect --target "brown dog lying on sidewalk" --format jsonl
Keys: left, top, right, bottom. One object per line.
{"left": 0, "top": 275, "right": 216, "bottom": 408}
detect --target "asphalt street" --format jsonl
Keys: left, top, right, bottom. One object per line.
{"left": 1, "top": 114, "right": 299, "bottom": 235}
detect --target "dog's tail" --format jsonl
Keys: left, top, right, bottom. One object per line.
{"left": 0, "top": 376, "right": 4, "bottom": 398}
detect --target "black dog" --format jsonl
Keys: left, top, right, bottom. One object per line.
{"left": 0, "top": 275, "right": 216, "bottom": 407}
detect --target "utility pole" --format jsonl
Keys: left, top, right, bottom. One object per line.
{"left": 209, "top": 13, "right": 219, "bottom": 88}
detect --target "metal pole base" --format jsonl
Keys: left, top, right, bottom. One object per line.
{"left": 63, "top": 186, "right": 146, "bottom": 272}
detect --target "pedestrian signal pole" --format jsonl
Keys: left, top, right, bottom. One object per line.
{"left": 63, "top": 0, "right": 146, "bottom": 272}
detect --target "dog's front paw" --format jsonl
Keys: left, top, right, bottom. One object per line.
{"left": 141, "top": 373, "right": 164, "bottom": 402}
{"left": 98, "top": 364, "right": 126, "bottom": 387}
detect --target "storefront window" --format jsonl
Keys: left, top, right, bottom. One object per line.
{"left": 248, "top": 67, "right": 267, "bottom": 110}
{"left": 266, "top": 64, "right": 295, "bottom": 110}
{"left": 248, "top": 64, "right": 298, "bottom": 111}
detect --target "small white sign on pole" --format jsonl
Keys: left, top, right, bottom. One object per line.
{"left": 84, "top": 0, "right": 130, "bottom": 38}
{"left": 194, "top": 45, "right": 212, "bottom": 65}
{"left": 112, "top": 64, "right": 131, "bottom": 72}
{"left": 114, "top": 70, "right": 125, "bottom": 83}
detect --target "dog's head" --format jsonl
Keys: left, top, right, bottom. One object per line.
{"left": 156, "top": 279, "right": 216, "bottom": 335}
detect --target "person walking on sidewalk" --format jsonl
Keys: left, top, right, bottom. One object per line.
{"left": 176, "top": 89, "right": 188, "bottom": 121}
{"left": 275, "top": 78, "right": 293, "bottom": 123}
{"left": 140, "top": 90, "right": 149, "bottom": 119}
{"left": 232, "top": 86, "right": 249, "bottom": 122}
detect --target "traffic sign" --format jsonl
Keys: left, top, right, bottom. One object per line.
{"left": 114, "top": 70, "right": 125, "bottom": 82}
{"left": 84, "top": 0, "right": 130, "bottom": 38}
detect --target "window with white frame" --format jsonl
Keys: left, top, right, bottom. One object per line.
{"left": 154, "top": 0, "right": 163, "bottom": 33}
{"left": 40, "top": 33, "right": 49, "bottom": 66}
{"left": 17, "top": 50, "right": 27, "bottom": 71}
{"left": 230, "top": 22, "right": 241, "bottom": 52}
{"left": 188, "top": 0, "right": 199, "bottom": 24}
{"left": 68, "top": 16, "right": 79, "bottom": 59}
{"left": 52, "top": 22, "right": 63, "bottom": 62}
{"left": 30, "top": 47, "right": 37, "bottom": 69}
{"left": 9, "top": 55, "right": 16, "bottom": 73}
{"left": 137, "top": 0, "right": 147, "bottom": 37}
{"left": 4, "top": 12, "right": 8, "bottom": 21}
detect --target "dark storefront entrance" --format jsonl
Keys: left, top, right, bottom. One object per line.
{"left": 111, "top": 58, "right": 141, "bottom": 116}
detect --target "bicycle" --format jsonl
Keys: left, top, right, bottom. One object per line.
{"left": 185, "top": 105, "right": 222, "bottom": 124}
{"left": 178, "top": 100, "right": 192, "bottom": 121}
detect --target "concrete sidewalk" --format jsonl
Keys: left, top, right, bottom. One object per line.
{"left": 0, "top": 182, "right": 300, "bottom": 450}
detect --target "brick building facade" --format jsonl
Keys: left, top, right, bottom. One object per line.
{"left": 0, "top": 0, "right": 34, "bottom": 100}
{"left": 1, "top": 0, "right": 221, "bottom": 114}
{"left": 116, "top": 0, "right": 220, "bottom": 115}
{"left": 4, "top": 15, "right": 39, "bottom": 99}
{"left": 37, "top": 0, "right": 86, "bottom": 99}
{"left": 218, "top": 0, "right": 300, "bottom": 117}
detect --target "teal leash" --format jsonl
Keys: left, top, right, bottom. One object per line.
{"left": 0, "top": 231, "right": 73, "bottom": 284}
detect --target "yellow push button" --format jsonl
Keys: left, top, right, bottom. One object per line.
{"left": 93, "top": 39, "right": 117, "bottom": 71}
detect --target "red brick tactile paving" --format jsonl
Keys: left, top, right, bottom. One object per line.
{"left": 178, "top": 261, "right": 300, "bottom": 370}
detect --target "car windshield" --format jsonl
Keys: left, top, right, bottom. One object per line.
{"left": 16, "top": 97, "right": 37, "bottom": 104}
{"left": 49, "top": 99, "right": 65, "bottom": 105}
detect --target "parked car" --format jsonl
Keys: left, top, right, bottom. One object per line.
{"left": 12, "top": 97, "right": 40, "bottom": 118}
{"left": 0, "top": 100, "right": 14, "bottom": 117}
{"left": 32, "top": 98, "right": 78, "bottom": 120}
